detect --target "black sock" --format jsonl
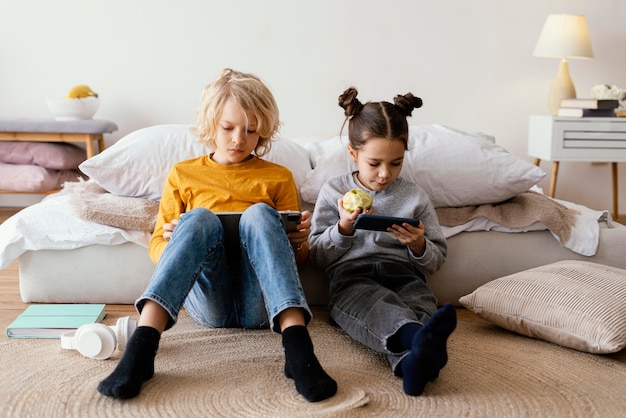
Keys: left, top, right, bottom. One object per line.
{"left": 97, "top": 326, "right": 161, "bottom": 399}
{"left": 400, "top": 303, "right": 457, "bottom": 396}
{"left": 282, "top": 325, "right": 337, "bottom": 402}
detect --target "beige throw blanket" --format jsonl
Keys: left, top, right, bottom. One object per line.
{"left": 63, "top": 180, "right": 159, "bottom": 232}
{"left": 435, "top": 191, "right": 578, "bottom": 245}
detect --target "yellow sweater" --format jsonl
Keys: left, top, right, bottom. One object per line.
{"left": 149, "top": 155, "right": 305, "bottom": 263}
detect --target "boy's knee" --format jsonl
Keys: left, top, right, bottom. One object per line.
{"left": 178, "top": 208, "right": 222, "bottom": 236}
{"left": 183, "top": 207, "right": 212, "bottom": 222}
{"left": 243, "top": 203, "right": 272, "bottom": 216}
{"left": 241, "top": 203, "right": 275, "bottom": 226}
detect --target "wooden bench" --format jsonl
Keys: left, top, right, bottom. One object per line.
{"left": 0, "top": 118, "right": 117, "bottom": 194}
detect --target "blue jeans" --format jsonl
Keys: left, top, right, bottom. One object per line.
{"left": 328, "top": 259, "right": 438, "bottom": 374}
{"left": 136, "top": 204, "right": 312, "bottom": 333}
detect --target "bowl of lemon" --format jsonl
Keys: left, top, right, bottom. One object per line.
{"left": 47, "top": 85, "right": 100, "bottom": 121}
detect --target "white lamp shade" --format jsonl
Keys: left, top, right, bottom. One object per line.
{"left": 533, "top": 14, "right": 593, "bottom": 59}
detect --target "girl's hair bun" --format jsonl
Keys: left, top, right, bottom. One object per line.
{"left": 393, "top": 93, "right": 423, "bottom": 117}
{"left": 338, "top": 87, "right": 364, "bottom": 117}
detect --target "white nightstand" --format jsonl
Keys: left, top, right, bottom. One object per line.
{"left": 528, "top": 115, "right": 626, "bottom": 217}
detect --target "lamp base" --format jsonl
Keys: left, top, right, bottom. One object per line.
{"left": 548, "top": 58, "right": 576, "bottom": 115}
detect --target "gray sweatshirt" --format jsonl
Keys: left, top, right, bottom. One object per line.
{"left": 309, "top": 172, "right": 447, "bottom": 278}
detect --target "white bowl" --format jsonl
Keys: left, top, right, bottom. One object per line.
{"left": 46, "top": 97, "right": 100, "bottom": 121}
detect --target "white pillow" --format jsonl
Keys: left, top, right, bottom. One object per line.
{"left": 459, "top": 260, "right": 626, "bottom": 354}
{"left": 301, "top": 136, "right": 357, "bottom": 203}
{"left": 79, "top": 124, "right": 312, "bottom": 201}
{"left": 300, "top": 124, "right": 546, "bottom": 208}
{"left": 263, "top": 135, "right": 312, "bottom": 192}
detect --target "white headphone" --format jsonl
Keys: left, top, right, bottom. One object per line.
{"left": 61, "top": 316, "right": 137, "bottom": 360}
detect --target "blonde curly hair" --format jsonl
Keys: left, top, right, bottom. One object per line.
{"left": 195, "top": 68, "right": 281, "bottom": 156}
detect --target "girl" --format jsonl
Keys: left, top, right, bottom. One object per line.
{"left": 98, "top": 69, "right": 337, "bottom": 402}
{"left": 309, "top": 87, "right": 456, "bottom": 396}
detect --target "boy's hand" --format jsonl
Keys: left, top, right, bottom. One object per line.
{"left": 287, "top": 210, "right": 311, "bottom": 246}
{"left": 163, "top": 219, "right": 179, "bottom": 241}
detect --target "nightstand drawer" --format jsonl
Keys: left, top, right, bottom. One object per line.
{"left": 563, "top": 131, "right": 626, "bottom": 141}
{"left": 529, "top": 115, "right": 626, "bottom": 161}
{"left": 563, "top": 129, "right": 626, "bottom": 150}
{"left": 563, "top": 139, "right": 626, "bottom": 149}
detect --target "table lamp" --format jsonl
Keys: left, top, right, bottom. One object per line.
{"left": 533, "top": 14, "right": 593, "bottom": 115}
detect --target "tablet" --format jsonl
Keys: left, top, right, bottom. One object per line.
{"left": 217, "top": 210, "right": 301, "bottom": 240}
{"left": 354, "top": 214, "right": 420, "bottom": 231}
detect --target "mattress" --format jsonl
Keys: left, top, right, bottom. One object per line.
{"left": 18, "top": 243, "right": 154, "bottom": 304}
{"left": 6, "top": 184, "right": 624, "bottom": 306}
{"left": 19, "top": 222, "right": 626, "bottom": 306}
{"left": 429, "top": 222, "right": 626, "bottom": 304}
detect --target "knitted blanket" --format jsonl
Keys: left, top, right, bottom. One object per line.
{"left": 63, "top": 180, "right": 159, "bottom": 232}
{"left": 435, "top": 191, "right": 578, "bottom": 245}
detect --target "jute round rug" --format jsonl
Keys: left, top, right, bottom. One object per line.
{"left": 1, "top": 308, "right": 624, "bottom": 417}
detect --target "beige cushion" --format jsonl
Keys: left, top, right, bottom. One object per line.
{"left": 63, "top": 180, "right": 159, "bottom": 232}
{"left": 459, "top": 260, "right": 626, "bottom": 354}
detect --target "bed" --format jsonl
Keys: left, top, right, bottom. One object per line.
{"left": 1, "top": 123, "right": 624, "bottom": 306}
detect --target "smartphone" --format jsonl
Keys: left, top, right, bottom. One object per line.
{"left": 354, "top": 214, "right": 420, "bottom": 231}
{"left": 279, "top": 210, "right": 302, "bottom": 232}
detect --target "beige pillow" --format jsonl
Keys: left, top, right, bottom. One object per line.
{"left": 459, "top": 260, "right": 626, "bottom": 354}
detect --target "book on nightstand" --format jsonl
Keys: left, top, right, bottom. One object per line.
{"left": 557, "top": 108, "right": 616, "bottom": 118}
{"left": 5, "top": 304, "right": 106, "bottom": 339}
{"left": 559, "top": 98, "right": 619, "bottom": 109}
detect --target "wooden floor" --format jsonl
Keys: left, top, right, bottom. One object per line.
{"left": 0, "top": 208, "right": 28, "bottom": 341}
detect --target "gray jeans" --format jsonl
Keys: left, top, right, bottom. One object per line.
{"left": 328, "top": 258, "right": 438, "bottom": 374}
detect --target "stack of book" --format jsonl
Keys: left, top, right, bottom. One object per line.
{"left": 557, "top": 98, "right": 619, "bottom": 117}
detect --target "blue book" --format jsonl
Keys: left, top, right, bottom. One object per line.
{"left": 6, "top": 304, "right": 106, "bottom": 339}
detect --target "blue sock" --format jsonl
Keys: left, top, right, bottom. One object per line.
{"left": 400, "top": 303, "right": 457, "bottom": 396}
{"left": 394, "top": 322, "right": 422, "bottom": 351}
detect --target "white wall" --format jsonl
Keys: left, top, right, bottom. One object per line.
{"left": 1, "top": 0, "right": 625, "bottom": 211}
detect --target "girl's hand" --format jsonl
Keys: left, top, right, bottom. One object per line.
{"left": 287, "top": 210, "right": 311, "bottom": 246}
{"left": 337, "top": 198, "right": 372, "bottom": 236}
{"left": 389, "top": 220, "right": 426, "bottom": 256}
{"left": 163, "top": 219, "right": 179, "bottom": 241}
